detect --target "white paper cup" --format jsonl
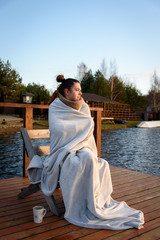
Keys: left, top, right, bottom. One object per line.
{"left": 33, "top": 206, "right": 47, "bottom": 223}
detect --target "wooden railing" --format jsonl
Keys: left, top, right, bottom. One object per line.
{"left": 0, "top": 102, "right": 103, "bottom": 177}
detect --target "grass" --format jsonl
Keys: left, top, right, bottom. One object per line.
{"left": 33, "top": 120, "right": 49, "bottom": 129}
{"left": 102, "top": 121, "right": 141, "bottom": 130}
{"left": 33, "top": 120, "right": 142, "bottom": 130}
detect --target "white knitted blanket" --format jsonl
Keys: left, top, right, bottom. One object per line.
{"left": 27, "top": 98, "right": 144, "bottom": 230}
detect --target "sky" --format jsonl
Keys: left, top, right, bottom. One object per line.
{"left": 0, "top": 0, "right": 160, "bottom": 95}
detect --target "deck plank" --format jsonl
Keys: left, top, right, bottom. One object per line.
{"left": 0, "top": 166, "right": 159, "bottom": 240}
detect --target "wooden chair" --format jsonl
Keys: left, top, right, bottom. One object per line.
{"left": 18, "top": 128, "right": 61, "bottom": 216}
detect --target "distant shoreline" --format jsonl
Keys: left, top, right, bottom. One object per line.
{"left": 101, "top": 121, "right": 141, "bottom": 130}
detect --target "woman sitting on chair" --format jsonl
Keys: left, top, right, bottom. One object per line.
{"left": 27, "top": 74, "right": 144, "bottom": 230}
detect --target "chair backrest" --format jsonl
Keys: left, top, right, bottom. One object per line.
{"left": 21, "top": 128, "right": 50, "bottom": 158}
{"left": 27, "top": 129, "right": 50, "bottom": 156}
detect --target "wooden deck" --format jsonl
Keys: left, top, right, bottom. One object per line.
{"left": 0, "top": 166, "right": 160, "bottom": 240}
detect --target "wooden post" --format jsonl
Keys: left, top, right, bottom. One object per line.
{"left": 24, "top": 107, "right": 33, "bottom": 130}
{"left": 93, "top": 109, "right": 102, "bottom": 158}
{"left": 23, "top": 107, "right": 33, "bottom": 177}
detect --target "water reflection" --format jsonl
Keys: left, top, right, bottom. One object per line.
{"left": 101, "top": 128, "right": 160, "bottom": 177}
{"left": 0, "top": 128, "right": 160, "bottom": 179}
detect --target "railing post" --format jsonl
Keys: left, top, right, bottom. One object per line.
{"left": 24, "top": 107, "right": 33, "bottom": 130}
{"left": 23, "top": 106, "right": 33, "bottom": 177}
{"left": 93, "top": 109, "right": 101, "bottom": 158}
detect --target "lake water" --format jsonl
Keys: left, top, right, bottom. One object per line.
{"left": 0, "top": 128, "right": 160, "bottom": 179}
{"left": 101, "top": 128, "right": 160, "bottom": 177}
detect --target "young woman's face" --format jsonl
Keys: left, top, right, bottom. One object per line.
{"left": 65, "top": 82, "right": 82, "bottom": 101}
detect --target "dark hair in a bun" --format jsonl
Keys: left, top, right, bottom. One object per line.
{"left": 56, "top": 74, "right": 79, "bottom": 97}
{"left": 56, "top": 75, "right": 65, "bottom": 83}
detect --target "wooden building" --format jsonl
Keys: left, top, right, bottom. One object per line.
{"left": 82, "top": 93, "right": 141, "bottom": 121}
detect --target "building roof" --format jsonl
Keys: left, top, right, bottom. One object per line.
{"left": 82, "top": 93, "right": 118, "bottom": 103}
